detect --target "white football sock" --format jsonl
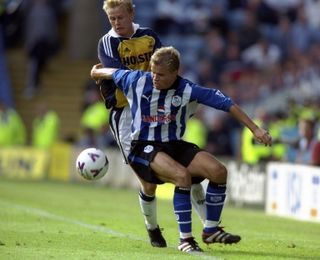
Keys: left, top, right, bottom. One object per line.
{"left": 191, "top": 183, "right": 206, "bottom": 226}
{"left": 139, "top": 191, "right": 158, "bottom": 230}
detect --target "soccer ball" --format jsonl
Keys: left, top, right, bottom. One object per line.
{"left": 76, "top": 148, "right": 109, "bottom": 180}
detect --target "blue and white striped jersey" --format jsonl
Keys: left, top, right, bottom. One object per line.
{"left": 112, "top": 69, "right": 234, "bottom": 142}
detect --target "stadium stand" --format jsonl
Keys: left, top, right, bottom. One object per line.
{"left": 6, "top": 48, "right": 92, "bottom": 143}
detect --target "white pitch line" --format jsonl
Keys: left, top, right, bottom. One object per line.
{"left": 0, "top": 199, "right": 219, "bottom": 260}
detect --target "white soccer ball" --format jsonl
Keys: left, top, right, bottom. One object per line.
{"left": 76, "top": 148, "right": 109, "bottom": 180}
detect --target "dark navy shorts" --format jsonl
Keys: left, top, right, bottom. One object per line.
{"left": 128, "top": 140, "right": 204, "bottom": 184}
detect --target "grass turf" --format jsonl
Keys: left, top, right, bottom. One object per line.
{"left": 0, "top": 178, "right": 319, "bottom": 260}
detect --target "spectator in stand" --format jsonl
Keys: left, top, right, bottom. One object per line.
{"left": 199, "top": 29, "right": 226, "bottom": 84}
{"left": 290, "top": 7, "right": 315, "bottom": 54}
{"left": 184, "top": 2, "right": 211, "bottom": 35}
{"left": 195, "top": 58, "right": 217, "bottom": 86}
{"left": 32, "top": 102, "right": 60, "bottom": 148}
{"left": 304, "top": 0, "right": 320, "bottom": 35}
{"left": 206, "top": 112, "right": 233, "bottom": 157}
{"left": 206, "top": 3, "right": 229, "bottom": 37}
{"left": 295, "top": 117, "right": 320, "bottom": 166}
{"left": 241, "top": 36, "right": 281, "bottom": 70}
{"left": 269, "top": 15, "right": 294, "bottom": 60}
{"left": 0, "top": 0, "right": 25, "bottom": 47}
{"left": 152, "top": 0, "right": 186, "bottom": 35}
{"left": 183, "top": 108, "right": 208, "bottom": 149}
{"left": 23, "top": 0, "right": 59, "bottom": 98}
{"left": 220, "top": 43, "right": 246, "bottom": 83}
{"left": 263, "top": 0, "right": 301, "bottom": 21}
{"left": 78, "top": 89, "right": 113, "bottom": 149}
{"left": 241, "top": 107, "right": 273, "bottom": 165}
{"left": 236, "top": 10, "right": 261, "bottom": 51}
{"left": 226, "top": 0, "right": 248, "bottom": 30}
{"left": 0, "top": 100, "right": 26, "bottom": 146}
{"left": 0, "top": 19, "right": 13, "bottom": 107}
{"left": 82, "top": 79, "right": 102, "bottom": 111}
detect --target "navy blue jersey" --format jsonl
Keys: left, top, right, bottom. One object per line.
{"left": 112, "top": 69, "right": 234, "bottom": 142}
{"left": 98, "top": 23, "right": 162, "bottom": 108}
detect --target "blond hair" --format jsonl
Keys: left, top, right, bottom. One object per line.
{"left": 150, "top": 46, "right": 180, "bottom": 72}
{"left": 103, "top": 0, "right": 134, "bottom": 13}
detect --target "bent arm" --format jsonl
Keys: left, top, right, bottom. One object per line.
{"left": 91, "top": 64, "right": 117, "bottom": 82}
{"left": 229, "top": 104, "right": 272, "bottom": 146}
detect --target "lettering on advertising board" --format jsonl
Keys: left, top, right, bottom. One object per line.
{"left": 0, "top": 148, "right": 49, "bottom": 179}
{"left": 287, "top": 171, "right": 302, "bottom": 216}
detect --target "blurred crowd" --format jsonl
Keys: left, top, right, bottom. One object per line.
{"left": 151, "top": 0, "right": 320, "bottom": 104}
{"left": 150, "top": 0, "right": 320, "bottom": 167}
{"left": 1, "top": 0, "right": 320, "bottom": 167}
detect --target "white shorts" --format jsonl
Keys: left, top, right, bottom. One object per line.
{"left": 109, "top": 106, "right": 132, "bottom": 163}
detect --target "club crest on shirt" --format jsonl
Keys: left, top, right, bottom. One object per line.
{"left": 144, "top": 145, "right": 154, "bottom": 153}
{"left": 171, "top": 95, "right": 182, "bottom": 107}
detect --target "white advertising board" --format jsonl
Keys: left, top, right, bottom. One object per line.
{"left": 227, "top": 162, "right": 266, "bottom": 206}
{"left": 266, "top": 162, "right": 320, "bottom": 222}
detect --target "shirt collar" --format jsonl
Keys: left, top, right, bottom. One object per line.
{"left": 108, "top": 23, "right": 140, "bottom": 38}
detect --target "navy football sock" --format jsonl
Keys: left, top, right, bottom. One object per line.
{"left": 173, "top": 186, "right": 192, "bottom": 239}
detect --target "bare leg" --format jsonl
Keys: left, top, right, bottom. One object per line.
{"left": 150, "top": 151, "right": 191, "bottom": 187}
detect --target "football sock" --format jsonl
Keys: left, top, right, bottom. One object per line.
{"left": 204, "top": 182, "right": 226, "bottom": 233}
{"left": 174, "top": 186, "right": 192, "bottom": 240}
{"left": 191, "top": 183, "right": 206, "bottom": 225}
{"left": 139, "top": 190, "right": 158, "bottom": 230}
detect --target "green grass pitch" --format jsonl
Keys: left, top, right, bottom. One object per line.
{"left": 0, "top": 178, "right": 319, "bottom": 260}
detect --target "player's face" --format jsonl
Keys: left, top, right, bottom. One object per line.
{"left": 151, "top": 64, "right": 178, "bottom": 90}
{"left": 107, "top": 6, "right": 134, "bottom": 38}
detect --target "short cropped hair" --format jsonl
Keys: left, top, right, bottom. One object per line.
{"left": 150, "top": 46, "right": 180, "bottom": 72}
{"left": 103, "top": 0, "right": 134, "bottom": 13}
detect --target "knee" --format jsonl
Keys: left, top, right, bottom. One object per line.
{"left": 208, "top": 163, "right": 227, "bottom": 183}
{"left": 175, "top": 170, "right": 192, "bottom": 187}
{"left": 217, "top": 164, "right": 228, "bottom": 181}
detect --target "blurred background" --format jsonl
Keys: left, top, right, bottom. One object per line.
{"left": 0, "top": 0, "right": 320, "bottom": 221}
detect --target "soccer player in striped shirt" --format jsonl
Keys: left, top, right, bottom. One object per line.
{"left": 97, "top": 0, "right": 206, "bottom": 248}
{"left": 91, "top": 46, "right": 272, "bottom": 252}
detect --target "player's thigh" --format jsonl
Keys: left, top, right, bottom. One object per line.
{"left": 187, "top": 151, "right": 227, "bottom": 182}
{"left": 109, "top": 106, "right": 131, "bottom": 162}
{"left": 151, "top": 151, "right": 191, "bottom": 186}
{"left": 117, "top": 106, "right": 132, "bottom": 157}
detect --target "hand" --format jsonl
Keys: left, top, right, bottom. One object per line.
{"left": 253, "top": 128, "right": 272, "bottom": 146}
{"left": 91, "top": 63, "right": 103, "bottom": 83}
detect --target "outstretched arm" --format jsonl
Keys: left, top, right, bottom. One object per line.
{"left": 90, "top": 63, "right": 117, "bottom": 82}
{"left": 229, "top": 104, "right": 272, "bottom": 146}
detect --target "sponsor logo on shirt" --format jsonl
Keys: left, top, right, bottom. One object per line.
{"left": 142, "top": 94, "right": 151, "bottom": 102}
{"left": 122, "top": 52, "right": 153, "bottom": 67}
{"left": 142, "top": 114, "right": 176, "bottom": 123}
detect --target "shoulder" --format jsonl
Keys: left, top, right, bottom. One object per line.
{"left": 178, "top": 77, "right": 198, "bottom": 89}
{"left": 99, "top": 33, "right": 118, "bottom": 45}
{"left": 99, "top": 32, "right": 123, "bottom": 49}
{"left": 135, "top": 27, "right": 160, "bottom": 38}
